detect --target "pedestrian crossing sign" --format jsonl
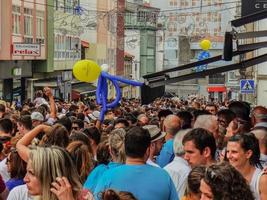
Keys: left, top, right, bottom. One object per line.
{"left": 240, "top": 79, "right": 254, "bottom": 93}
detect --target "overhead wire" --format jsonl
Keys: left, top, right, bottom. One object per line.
{"left": 19, "top": 0, "right": 241, "bottom": 45}
{"left": 20, "top": 0, "right": 239, "bottom": 13}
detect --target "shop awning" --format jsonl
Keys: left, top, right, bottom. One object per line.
{"left": 81, "top": 40, "right": 89, "bottom": 48}
{"left": 72, "top": 82, "right": 96, "bottom": 95}
{"left": 124, "top": 52, "right": 135, "bottom": 58}
{"left": 34, "top": 81, "right": 58, "bottom": 87}
{"left": 207, "top": 86, "right": 226, "bottom": 92}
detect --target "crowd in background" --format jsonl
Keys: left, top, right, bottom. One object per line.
{"left": 0, "top": 87, "right": 265, "bottom": 200}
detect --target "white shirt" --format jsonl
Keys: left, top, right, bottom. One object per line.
{"left": 260, "top": 154, "right": 267, "bottom": 167}
{"left": 7, "top": 185, "right": 33, "bottom": 200}
{"left": 0, "top": 158, "right": 10, "bottom": 182}
{"left": 164, "top": 156, "right": 191, "bottom": 199}
{"left": 250, "top": 167, "right": 263, "bottom": 200}
{"left": 146, "top": 158, "right": 160, "bottom": 167}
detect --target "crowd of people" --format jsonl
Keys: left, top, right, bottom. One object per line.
{"left": 0, "top": 87, "right": 266, "bottom": 200}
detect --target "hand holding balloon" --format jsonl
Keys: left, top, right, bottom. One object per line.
{"left": 73, "top": 60, "right": 143, "bottom": 122}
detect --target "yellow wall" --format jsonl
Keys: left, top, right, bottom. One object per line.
{"left": 85, "top": 43, "right": 97, "bottom": 60}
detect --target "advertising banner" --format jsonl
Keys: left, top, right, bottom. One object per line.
{"left": 12, "top": 43, "right": 41, "bottom": 56}
{"left": 242, "top": 0, "right": 267, "bottom": 16}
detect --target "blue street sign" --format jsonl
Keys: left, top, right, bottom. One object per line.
{"left": 240, "top": 79, "right": 254, "bottom": 94}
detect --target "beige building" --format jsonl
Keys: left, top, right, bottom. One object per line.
{"left": 150, "top": 0, "right": 237, "bottom": 101}
{"left": 0, "top": 0, "right": 46, "bottom": 102}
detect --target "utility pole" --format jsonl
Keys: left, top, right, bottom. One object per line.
{"left": 116, "top": 0, "right": 125, "bottom": 76}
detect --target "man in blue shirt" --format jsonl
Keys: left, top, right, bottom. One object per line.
{"left": 94, "top": 126, "right": 179, "bottom": 200}
{"left": 156, "top": 115, "right": 181, "bottom": 167}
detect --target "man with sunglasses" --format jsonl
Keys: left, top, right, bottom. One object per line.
{"left": 71, "top": 119, "right": 84, "bottom": 132}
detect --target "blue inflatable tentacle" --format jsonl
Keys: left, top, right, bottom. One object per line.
{"left": 106, "top": 78, "right": 121, "bottom": 108}
{"left": 101, "top": 72, "right": 143, "bottom": 86}
{"left": 99, "top": 77, "right": 108, "bottom": 122}
{"left": 97, "top": 72, "right": 143, "bottom": 122}
{"left": 96, "top": 75, "right": 102, "bottom": 105}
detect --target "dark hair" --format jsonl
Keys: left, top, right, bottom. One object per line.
{"left": 8, "top": 150, "right": 27, "bottom": 179}
{"left": 0, "top": 104, "right": 5, "bottom": 113}
{"left": 69, "top": 131, "right": 90, "bottom": 147}
{"left": 83, "top": 127, "right": 101, "bottom": 145}
{"left": 114, "top": 118, "right": 129, "bottom": 128}
{"left": 17, "top": 115, "right": 32, "bottom": 130}
{"left": 77, "top": 113, "right": 85, "bottom": 121}
{"left": 231, "top": 118, "right": 252, "bottom": 134}
{"left": 0, "top": 118, "right": 13, "bottom": 134}
{"left": 182, "top": 128, "right": 216, "bottom": 159}
{"left": 125, "top": 113, "right": 137, "bottom": 124}
{"left": 66, "top": 111, "right": 77, "bottom": 118}
{"left": 187, "top": 166, "right": 205, "bottom": 194}
{"left": 205, "top": 104, "right": 217, "bottom": 110}
{"left": 73, "top": 119, "right": 84, "bottom": 130}
{"left": 20, "top": 110, "right": 31, "bottom": 116}
{"left": 101, "top": 189, "right": 137, "bottom": 200}
{"left": 40, "top": 124, "right": 69, "bottom": 148}
{"left": 177, "top": 111, "right": 193, "bottom": 129}
{"left": 88, "top": 103, "right": 96, "bottom": 111}
{"left": 56, "top": 116, "right": 72, "bottom": 133}
{"left": 203, "top": 162, "right": 254, "bottom": 200}
{"left": 228, "top": 101, "right": 250, "bottom": 122}
{"left": 69, "top": 104, "right": 78, "bottom": 112}
{"left": 228, "top": 133, "right": 262, "bottom": 169}
{"left": 96, "top": 141, "right": 111, "bottom": 165}
{"left": 57, "top": 105, "right": 63, "bottom": 113}
{"left": 217, "top": 109, "right": 236, "bottom": 127}
{"left": 125, "top": 126, "right": 150, "bottom": 158}
{"left": 39, "top": 104, "right": 49, "bottom": 113}
{"left": 35, "top": 90, "right": 43, "bottom": 98}
{"left": 158, "top": 109, "right": 173, "bottom": 120}
{"left": 67, "top": 141, "right": 94, "bottom": 183}
{"left": 103, "top": 119, "right": 113, "bottom": 126}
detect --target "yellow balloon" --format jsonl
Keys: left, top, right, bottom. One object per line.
{"left": 73, "top": 60, "right": 101, "bottom": 82}
{"left": 200, "top": 39, "right": 211, "bottom": 51}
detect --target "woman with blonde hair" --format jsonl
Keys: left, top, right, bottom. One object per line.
{"left": 15, "top": 124, "right": 94, "bottom": 200}
{"left": 108, "top": 128, "right": 126, "bottom": 164}
{"left": 84, "top": 128, "right": 126, "bottom": 192}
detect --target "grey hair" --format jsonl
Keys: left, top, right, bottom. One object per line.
{"left": 193, "top": 115, "right": 217, "bottom": 131}
{"left": 173, "top": 129, "right": 192, "bottom": 156}
{"left": 251, "top": 129, "right": 267, "bottom": 148}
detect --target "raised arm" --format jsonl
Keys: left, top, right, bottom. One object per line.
{"left": 260, "top": 174, "right": 267, "bottom": 200}
{"left": 16, "top": 124, "right": 51, "bottom": 162}
{"left": 44, "top": 87, "right": 57, "bottom": 119}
